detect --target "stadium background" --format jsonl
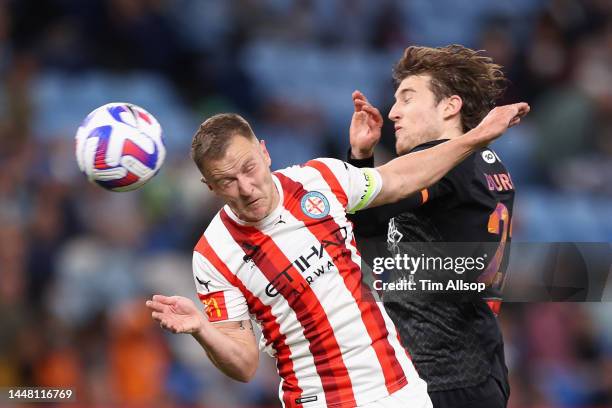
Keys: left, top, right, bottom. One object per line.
{"left": 1, "top": 0, "right": 611, "bottom": 406}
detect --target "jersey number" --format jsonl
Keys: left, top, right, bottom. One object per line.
{"left": 481, "top": 202, "right": 512, "bottom": 288}
{"left": 482, "top": 202, "right": 512, "bottom": 315}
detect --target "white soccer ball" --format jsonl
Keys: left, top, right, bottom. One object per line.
{"left": 75, "top": 102, "right": 166, "bottom": 192}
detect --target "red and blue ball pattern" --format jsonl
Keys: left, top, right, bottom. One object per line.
{"left": 75, "top": 103, "right": 165, "bottom": 192}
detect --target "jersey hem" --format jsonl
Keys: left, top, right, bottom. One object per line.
{"left": 288, "top": 376, "right": 409, "bottom": 408}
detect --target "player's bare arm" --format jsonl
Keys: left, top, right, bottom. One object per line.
{"left": 146, "top": 294, "right": 259, "bottom": 382}
{"left": 368, "top": 102, "right": 529, "bottom": 207}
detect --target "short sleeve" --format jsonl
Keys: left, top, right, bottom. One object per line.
{"left": 192, "top": 251, "right": 249, "bottom": 323}
{"left": 309, "top": 158, "right": 383, "bottom": 214}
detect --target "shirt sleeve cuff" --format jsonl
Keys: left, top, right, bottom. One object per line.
{"left": 347, "top": 168, "right": 383, "bottom": 214}
{"left": 346, "top": 148, "right": 375, "bottom": 168}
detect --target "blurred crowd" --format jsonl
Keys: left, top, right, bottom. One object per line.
{"left": 1, "top": 0, "right": 611, "bottom": 406}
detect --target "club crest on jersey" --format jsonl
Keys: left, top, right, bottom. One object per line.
{"left": 300, "top": 191, "right": 330, "bottom": 219}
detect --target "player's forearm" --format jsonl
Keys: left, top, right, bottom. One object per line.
{"left": 378, "top": 129, "right": 482, "bottom": 203}
{"left": 191, "top": 320, "right": 258, "bottom": 382}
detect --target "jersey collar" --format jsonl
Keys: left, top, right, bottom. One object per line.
{"left": 409, "top": 138, "right": 451, "bottom": 153}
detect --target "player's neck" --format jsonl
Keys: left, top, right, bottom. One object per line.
{"left": 436, "top": 126, "right": 463, "bottom": 141}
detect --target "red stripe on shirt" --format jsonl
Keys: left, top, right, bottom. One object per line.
{"left": 195, "top": 236, "right": 303, "bottom": 407}
{"left": 304, "top": 160, "right": 348, "bottom": 207}
{"left": 350, "top": 233, "right": 412, "bottom": 363}
{"left": 219, "top": 211, "right": 356, "bottom": 407}
{"left": 348, "top": 234, "right": 413, "bottom": 365}
{"left": 276, "top": 172, "right": 408, "bottom": 394}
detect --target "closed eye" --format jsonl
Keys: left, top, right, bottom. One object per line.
{"left": 219, "top": 178, "right": 235, "bottom": 187}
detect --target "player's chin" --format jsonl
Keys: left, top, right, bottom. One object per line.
{"left": 240, "top": 204, "right": 267, "bottom": 222}
{"left": 395, "top": 140, "right": 410, "bottom": 156}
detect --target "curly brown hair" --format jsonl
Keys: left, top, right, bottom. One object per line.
{"left": 393, "top": 44, "right": 507, "bottom": 132}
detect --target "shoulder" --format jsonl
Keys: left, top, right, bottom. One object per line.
{"left": 195, "top": 211, "right": 231, "bottom": 257}
{"left": 431, "top": 142, "right": 514, "bottom": 198}
{"left": 476, "top": 147, "right": 509, "bottom": 170}
{"left": 193, "top": 213, "right": 240, "bottom": 282}
{"left": 275, "top": 157, "right": 352, "bottom": 185}
{"left": 447, "top": 145, "right": 511, "bottom": 182}
{"left": 465, "top": 146, "right": 512, "bottom": 181}
{"left": 445, "top": 146, "right": 515, "bottom": 202}
{"left": 302, "top": 157, "right": 352, "bottom": 176}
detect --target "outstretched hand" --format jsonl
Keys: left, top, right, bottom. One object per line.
{"left": 473, "top": 102, "right": 530, "bottom": 147}
{"left": 146, "top": 294, "right": 206, "bottom": 334}
{"left": 350, "top": 90, "right": 383, "bottom": 159}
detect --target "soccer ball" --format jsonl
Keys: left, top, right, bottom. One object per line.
{"left": 75, "top": 102, "right": 166, "bottom": 192}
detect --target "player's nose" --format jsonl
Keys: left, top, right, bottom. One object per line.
{"left": 237, "top": 175, "right": 254, "bottom": 198}
{"left": 388, "top": 103, "right": 400, "bottom": 122}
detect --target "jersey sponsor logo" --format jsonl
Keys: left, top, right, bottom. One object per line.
{"left": 481, "top": 150, "right": 497, "bottom": 164}
{"left": 198, "top": 291, "right": 228, "bottom": 321}
{"left": 300, "top": 191, "right": 330, "bottom": 219}
{"left": 484, "top": 172, "right": 514, "bottom": 192}
{"left": 265, "top": 226, "right": 348, "bottom": 298}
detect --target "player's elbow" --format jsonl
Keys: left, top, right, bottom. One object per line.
{"left": 233, "top": 372, "right": 251, "bottom": 383}
{"left": 236, "top": 348, "right": 260, "bottom": 383}
{"left": 234, "top": 357, "right": 259, "bottom": 383}
{"left": 207, "top": 344, "right": 259, "bottom": 383}
{"left": 235, "top": 367, "right": 257, "bottom": 383}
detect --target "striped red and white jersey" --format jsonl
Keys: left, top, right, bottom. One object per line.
{"left": 193, "top": 158, "right": 420, "bottom": 408}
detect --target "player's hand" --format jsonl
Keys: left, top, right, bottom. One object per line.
{"left": 472, "top": 102, "right": 530, "bottom": 147}
{"left": 350, "top": 90, "right": 383, "bottom": 159}
{"left": 146, "top": 294, "right": 207, "bottom": 334}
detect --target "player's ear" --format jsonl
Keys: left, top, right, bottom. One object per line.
{"left": 260, "top": 139, "right": 272, "bottom": 167}
{"left": 442, "top": 95, "right": 463, "bottom": 120}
